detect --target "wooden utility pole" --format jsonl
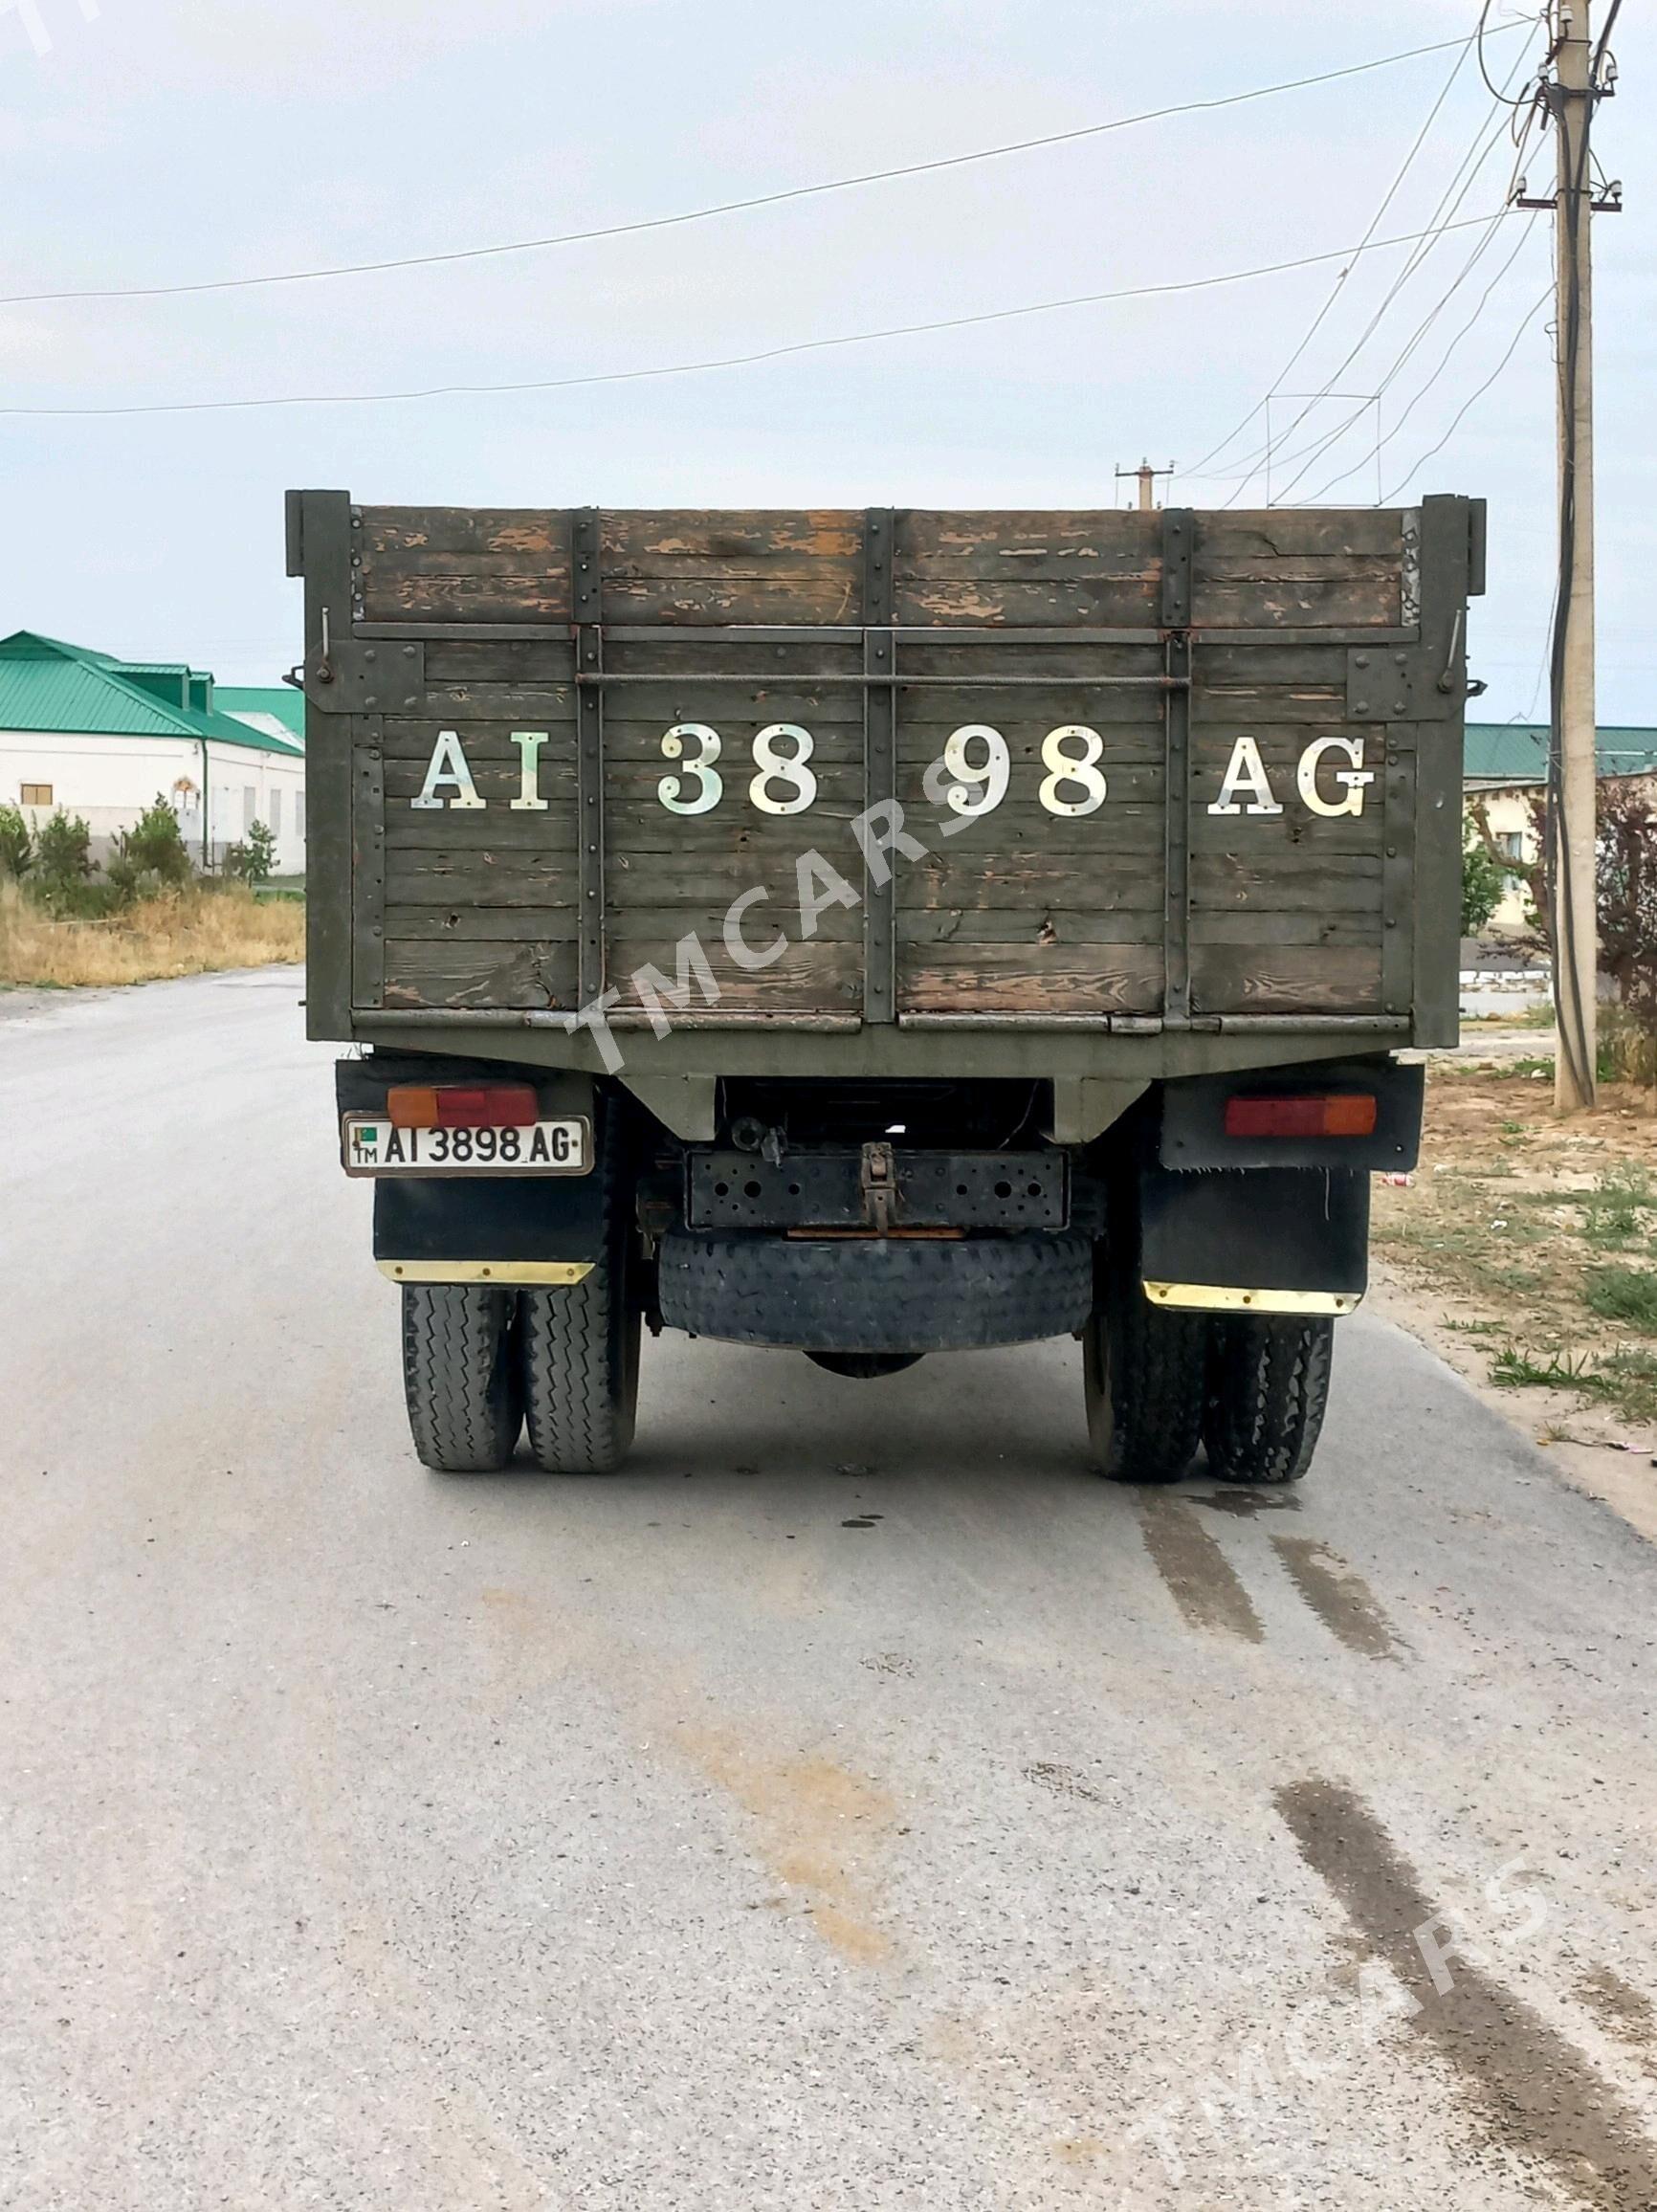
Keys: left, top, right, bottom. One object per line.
{"left": 1549, "top": 0, "right": 1602, "bottom": 1110}
{"left": 1116, "top": 460, "right": 1174, "bottom": 511}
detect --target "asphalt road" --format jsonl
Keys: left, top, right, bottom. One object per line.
{"left": 4, "top": 968, "right": 1657, "bottom": 2212}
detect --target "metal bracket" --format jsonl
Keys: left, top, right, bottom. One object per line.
{"left": 862, "top": 506, "right": 897, "bottom": 1027}
{"left": 860, "top": 1141, "right": 896, "bottom": 1235}
{"left": 573, "top": 509, "right": 606, "bottom": 1006}
{"left": 1346, "top": 646, "right": 1418, "bottom": 722}
{"left": 1160, "top": 507, "right": 1194, "bottom": 628}
{"left": 301, "top": 637, "right": 426, "bottom": 715}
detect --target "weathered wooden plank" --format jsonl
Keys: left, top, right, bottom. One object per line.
{"left": 1189, "top": 944, "right": 1382, "bottom": 1013}
{"left": 385, "top": 850, "right": 578, "bottom": 905}
{"left": 900, "top": 943, "right": 1163, "bottom": 1015}
{"left": 383, "top": 937, "right": 579, "bottom": 1010}
{"left": 424, "top": 640, "right": 575, "bottom": 684}
{"left": 606, "top": 899, "right": 861, "bottom": 942}
{"left": 1190, "top": 810, "right": 1384, "bottom": 857}
{"left": 386, "top": 810, "right": 581, "bottom": 851}
{"left": 361, "top": 572, "right": 573, "bottom": 625}
{"left": 607, "top": 937, "right": 862, "bottom": 1013}
{"left": 600, "top": 510, "right": 861, "bottom": 562}
{"left": 899, "top": 910, "right": 1161, "bottom": 946}
{"left": 1192, "top": 574, "right": 1400, "bottom": 630}
{"left": 1191, "top": 851, "right": 1382, "bottom": 913}
{"left": 893, "top": 579, "right": 1161, "bottom": 628}
{"left": 413, "top": 686, "right": 579, "bottom": 722}
{"left": 384, "top": 906, "right": 581, "bottom": 942}
{"left": 1188, "top": 913, "right": 1380, "bottom": 948}
{"left": 602, "top": 576, "right": 864, "bottom": 626}
{"left": 905, "top": 851, "right": 1163, "bottom": 911}
{"left": 1196, "top": 512, "right": 1406, "bottom": 559}
{"left": 895, "top": 510, "right": 1159, "bottom": 564}
{"left": 361, "top": 507, "right": 568, "bottom": 558}
{"left": 1191, "top": 683, "right": 1350, "bottom": 724}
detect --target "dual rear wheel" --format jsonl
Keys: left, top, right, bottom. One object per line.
{"left": 400, "top": 1260, "right": 640, "bottom": 1476}
{"left": 1084, "top": 1291, "right": 1334, "bottom": 1488}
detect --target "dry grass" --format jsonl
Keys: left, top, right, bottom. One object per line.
{"left": 0, "top": 880, "right": 303, "bottom": 988}
{"left": 1374, "top": 1063, "right": 1657, "bottom": 1428}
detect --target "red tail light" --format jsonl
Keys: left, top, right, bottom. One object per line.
{"left": 1225, "top": 1094, "right": 1378, "bottom": 1140}
{"left": 387, "top": 1083, "right": 538, "bottom": 1130}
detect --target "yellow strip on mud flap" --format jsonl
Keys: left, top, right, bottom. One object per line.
{"left": 378, "top": 1261, "right": 594, "bottom": 1287}
{"left": 1144, "top": 1282, "right": 1361, "bottom": 1316}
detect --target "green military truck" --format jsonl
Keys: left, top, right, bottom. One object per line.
{"left": 289, "top": 492, "right": 1481, "bottom": 1485}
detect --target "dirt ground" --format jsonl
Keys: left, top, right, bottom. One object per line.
{"left": 1372, "top": 1048, "right": 1657, "bottom": 1538}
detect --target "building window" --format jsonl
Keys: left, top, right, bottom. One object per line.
{"left": 270, "top": 786, "right": 282, "bottom": 837}
{"left": 244, "top": 786, "right": 257, "bottom": 833}
{"left": 1498, "top": 831, "right": 1525, "bottom": 861}
{"left": 20, "top": 784, "right": 52, "bottom": 807}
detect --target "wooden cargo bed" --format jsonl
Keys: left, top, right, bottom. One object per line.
{"left": 291, "top": 496, "right": 1480, "bottom": 1066}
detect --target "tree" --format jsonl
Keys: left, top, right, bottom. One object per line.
{"left": 0, "top": 803, "right": 31, "bottom": 879}
{"left": 1461, "top": 819, "right": 1511, "bottom": 937}
{"left": 1597, "top": 778, "right": 1657, "bottom": 1064}
{"left": 223, "top": 820, "right": 276, "bottom": 887}
{"left": 32, "top": 810, "right": 95, "bottom": 909}
{"left": 106, "top": 795, "right": 192, "bottom": 902}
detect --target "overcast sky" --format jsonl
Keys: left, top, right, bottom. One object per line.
{"left": 1, "top": 0, "right": 1649, "bottom": 722}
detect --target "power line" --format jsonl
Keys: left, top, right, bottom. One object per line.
{"left": 0, "top": 27, "right": 1535, "bottom": 312}
{"left": 0, "top": 213, "right": 1508, "bottom": 420}
{"left": 1294, "top": 210, "right": 1540, "bottom": 500}
{"left": 1378, "top": 282, "right": 1550, "bottom": 498}
{"left": 1270, "top": 107, "right": 1540, "bottom": 502}
{"left": 1220, "top": 34, "right": 1541, "bottom": 504}
{"left": 1183, "top": 27, "right": 1481, "bottom": 480}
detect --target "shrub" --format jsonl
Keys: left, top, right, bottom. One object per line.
{"left": 106, "top": 796, "right": 192, "bottom": 904}
{"left": 1583, "top": 1266, "right": 1657, "bottom": 1332}
{"left": 223, "top": 820, "right": 276, "bottom": 887}
{"left": 0, "top": 803, "right": 31, "bottom": 879}
{"left": 32, "top": 809, "right": 96, "bottom": 910}
{"left": 1461, "top": 822, "right": 1511, "bottom": 936}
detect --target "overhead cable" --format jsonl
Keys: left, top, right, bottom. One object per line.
{"left": 0, "top": 214, "right": 1513, "bottom": 419}
{"left": 0, "top": 25, "right": 1535, "bottom": 311}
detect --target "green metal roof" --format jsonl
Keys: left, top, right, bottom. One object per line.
{"left": 215, "top": 685, "right": 306, "bottom": 741}
{"left": 1465, "top": 722, "right": 1657, "bottom": 783}
{"left": 0, "top": 631, "right": 303, "bottom": 757}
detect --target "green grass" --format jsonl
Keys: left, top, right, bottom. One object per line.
{"left": 1583, "top": 1266, "right": 1657, "bottom": 1332}
{"left": 1580, "top": 1163, "right": 1657, "bottom": 1251}
{"left": 1491, "top": 1340, "right": 1657, "bottom": 1425}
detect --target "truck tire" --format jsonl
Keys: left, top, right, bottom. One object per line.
{"left": 1083, "top": 1280, "right": 1206, "bottom": 1485}
{"left": 1203, "top": 1316, "right": 1334, "bottom": 1485}
{"left": 401, "top": 1285, "right": 523, "bottom": 1473}
{"left": 520, "top": 1258, "right": 640, "bottom": 1475}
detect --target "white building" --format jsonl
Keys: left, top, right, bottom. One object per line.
{"left": 0, "top": 630, "right": 307, "bottom": 875}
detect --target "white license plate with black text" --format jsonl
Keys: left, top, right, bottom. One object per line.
{"left": 342, "top": 1116, "right": 591, "bottom": 1177}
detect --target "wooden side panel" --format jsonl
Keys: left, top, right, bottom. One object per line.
{"left": 304, "top": 502, "right": 1459, "bottom": 1036}
{"left": 892, "top": 636, "right": 1166, "bottom": 1016}
{"left": 893, "top": 510, "right": 1160, "bottom": 628}
{"left": 599, "top": 510, "right": 861, "bottom": 625}
{"left": 375, "top": 670, "right": 580, "bottom": 1006}
{"left": 601, "top": 634, "right": 868, "bottom": 1020}
{"left": 357, "top": 508, "right": 573, "bottom": 625}
{"left": 1192, "top": 511, "right": 1405, "bottom": 630}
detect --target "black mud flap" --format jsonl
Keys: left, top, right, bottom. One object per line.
{"left": 1138, "top": 1167, "right": 1370, "bottom": 1304}
{"left": 656, "top": 1230, "right": 1093, "bottom": 1353}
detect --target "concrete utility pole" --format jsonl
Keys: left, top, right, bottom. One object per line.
{"left": 1548, "top": 0, "right": 1604, "bottom": 1110}
{"left": 1116, "top": 460, "right": 1174, "bottom": 512}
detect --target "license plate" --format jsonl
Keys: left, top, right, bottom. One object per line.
{"left": 342, "top": 1114, "right": 591, "bottom": 1178}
